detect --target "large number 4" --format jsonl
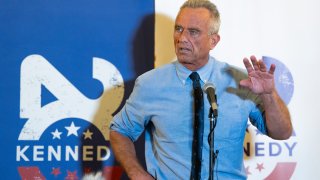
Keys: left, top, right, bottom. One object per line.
{"left": 19, "top": 54, "right": 124, "bottom": 140}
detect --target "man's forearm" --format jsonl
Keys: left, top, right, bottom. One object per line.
{"left": 109, "top": 131, "right": 153, "bottom": 180}
{"left": 260, "top": 90, "right": 292, "bottom": 140}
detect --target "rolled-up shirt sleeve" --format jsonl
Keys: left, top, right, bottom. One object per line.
{"left": 249, "top": 101, "right": 268, "bottom": 135}
{"left": 110, "top": 77, "right": 151, "bottom": 142}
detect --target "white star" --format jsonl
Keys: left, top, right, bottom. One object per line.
{"left": 51, "top": 129, "right": 62, "bottom": 139}
{"left": 65, "top": 122, "right": 80, "bottom": 137}
{"left": 83, "top": 129, "right": 93, "bottom": 140}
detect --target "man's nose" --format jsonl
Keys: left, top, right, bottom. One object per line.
{"left": 177, "top": 30, "right": 189, "bottom": 43}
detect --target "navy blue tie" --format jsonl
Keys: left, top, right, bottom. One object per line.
{"left": 189, "top": 72, "right": 204, "bottom": 180}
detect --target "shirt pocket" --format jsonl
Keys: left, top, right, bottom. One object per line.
{"left": 213, "top": 98, "right": 248, "bottom": 144}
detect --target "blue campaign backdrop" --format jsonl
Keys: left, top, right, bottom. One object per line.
{"left": 0, "top": 0, "right": 154, "bottom": 179}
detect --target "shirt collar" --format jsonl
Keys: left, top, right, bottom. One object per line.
{"left": 175, "top": 57, "right": 214, "bottom": 85}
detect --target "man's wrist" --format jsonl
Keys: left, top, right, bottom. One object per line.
{"left": 128, "top": 170, "right": 154, "bottom": 180}
{"left": 259, "top": 89, "right": 277, "bottom": 102}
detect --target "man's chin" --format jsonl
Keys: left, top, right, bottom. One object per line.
{"left": 177, "top": 59, "right": 190, "bottom": 64}
{"left": 177, "top": 59, "right": 193, "bottom": 66}
{"left": 177, "top": 55, "right": 191, "bottom": 62}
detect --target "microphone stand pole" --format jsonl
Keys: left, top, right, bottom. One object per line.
{"left": 208, "top": 108, "right": 218, "bottom": 180}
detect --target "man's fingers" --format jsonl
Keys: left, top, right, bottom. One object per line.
{"left": 259, "top": 60, "right": 267, "bottom": 72}
{"left": 250, "top": 56, "right": 260, "bottom": 71}
{"left": 244, "top": 56, "right": 275, "bottom": 75}
{"left": 269, "top": 64, "right": 276, "bottom": 74}
{"left": 243, "top": 58, "right": 254, "bottom": 73}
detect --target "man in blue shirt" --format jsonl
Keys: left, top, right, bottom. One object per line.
{"left": 109, "top": 0, "right": 292, "bottom": 179}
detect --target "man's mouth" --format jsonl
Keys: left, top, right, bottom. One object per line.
{"left": 178, "top": 47, "right": 191, "bottom": 53}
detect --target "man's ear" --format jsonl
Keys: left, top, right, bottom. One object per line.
{"left": 210, "top": 34, "right": 220, "bottom": 49}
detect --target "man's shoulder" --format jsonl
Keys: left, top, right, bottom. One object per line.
{"left": 137, "top": 62, "right": 176, "bottom": 82}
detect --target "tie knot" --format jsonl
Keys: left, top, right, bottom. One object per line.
{"left": 189, "top": 72, "right": 201, "bottom": 89}
{"left": 189, "top": 72, "right": 200, "bottom": 82}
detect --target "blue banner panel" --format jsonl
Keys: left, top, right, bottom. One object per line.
{"left": 0, "top": 0, "right": 154, "bottom": 179}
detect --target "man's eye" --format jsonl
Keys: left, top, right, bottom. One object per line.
{"left": 175, "top": 26, "right": 183, "bottom": 33}
{"left": 189, "top": 30, "right": 199, "bottom": 36}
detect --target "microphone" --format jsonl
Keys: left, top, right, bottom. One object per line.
{"left": 203, "top": 83, "right": 218, "bottom": 117}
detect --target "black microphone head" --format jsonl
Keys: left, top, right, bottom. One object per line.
{"left": 203, "top": 82, "right": 216, "bottom": 94}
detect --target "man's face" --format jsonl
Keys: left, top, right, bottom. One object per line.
{"left": 174, "top": 7, "right": 219, "bottom": 71}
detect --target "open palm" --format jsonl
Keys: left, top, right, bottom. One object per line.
{"left": 240, "top": 56, "right": 276, "bottom": 94}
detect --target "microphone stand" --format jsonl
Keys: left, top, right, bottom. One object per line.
{"left": 208, "top": 108, "right": 218, "bottom": 180}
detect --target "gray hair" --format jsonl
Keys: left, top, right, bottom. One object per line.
{"left": 180, "top": 0, "right": 221, "bottom": 34}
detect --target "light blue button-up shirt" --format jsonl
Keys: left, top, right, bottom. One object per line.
{"left": 110, "top": 56, "right": 267, "bottom": 179}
